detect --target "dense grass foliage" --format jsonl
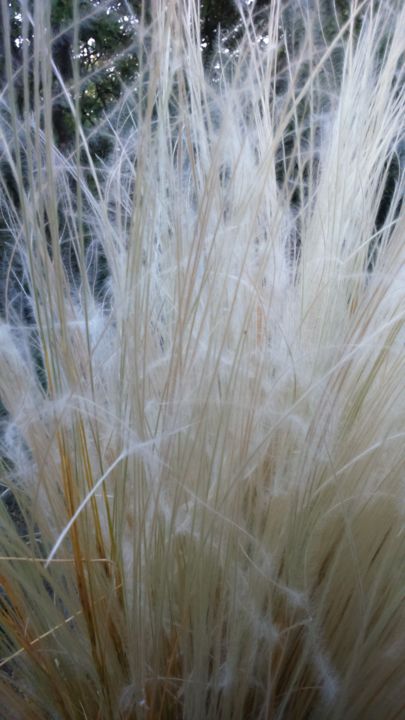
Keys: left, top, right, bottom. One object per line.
{"left": 0, "top": 1, "right": 404, "bottom": 718}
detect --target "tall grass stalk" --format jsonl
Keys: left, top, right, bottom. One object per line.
{"left": 0, "top": 0, "right": 404, "bottom": 717}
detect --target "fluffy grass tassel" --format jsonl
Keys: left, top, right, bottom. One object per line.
{"left": 0, "top": 1, "right": 404, "bottom": 718}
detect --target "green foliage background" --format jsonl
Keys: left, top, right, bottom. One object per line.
{"left": 1, "top": 0, "right": 357, "bottom": 152}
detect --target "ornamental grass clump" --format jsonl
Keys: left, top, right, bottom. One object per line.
{"left": 0, "top": 0, "right": 404, "bottom": 718}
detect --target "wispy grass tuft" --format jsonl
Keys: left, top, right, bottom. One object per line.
{"left": 0, "top": 1, "right": 404, "bottom": 718}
